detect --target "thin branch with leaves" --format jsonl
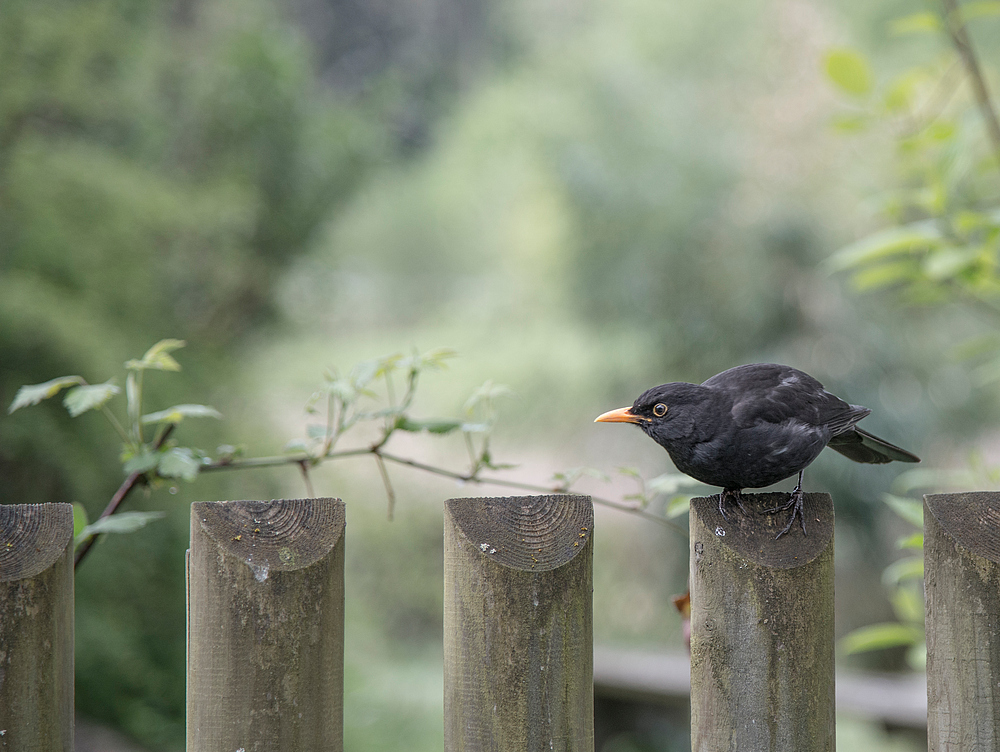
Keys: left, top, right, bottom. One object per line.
{"left": 9, "top": 340, "right": 694, "bottom": 568}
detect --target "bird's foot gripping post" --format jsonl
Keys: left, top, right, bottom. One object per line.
{"left": 763, "top": 469, "right": 807, "bottom": 538}
{"left": 717, "top": 488, "right": 749, "bottom": 521}
{"left": 689, "top": 492, "right": 836, "bottom": 752}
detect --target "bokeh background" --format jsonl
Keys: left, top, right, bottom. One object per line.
{"left": 2, "top": 0, "right": 995, "bottom": 749}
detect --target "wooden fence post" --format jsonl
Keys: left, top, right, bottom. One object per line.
{"left": 925, "top": 491, "right": 1000, "bottom": 751}
{"left": 444, "top": 495, "right": 594, "bottom": 752}
{"left": 187, "top": 498, "right": 345, "bottom": 751}
{"left": 0, "top": 503, "right": 75, "bottom": 751}
{"left": 689, "top": 492, "right": 836, "bottom": 752}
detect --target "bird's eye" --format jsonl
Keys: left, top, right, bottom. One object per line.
{"left": 653, "top": 403, "right": 667, "bottom": 417}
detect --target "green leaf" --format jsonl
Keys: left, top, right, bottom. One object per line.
{"left": 284, "top": 438, "right": 310, "bottom": 453}
{"left": 63, "top": 381, "right": 120, "bottom": 417}
{"left": 126, "top": 372, "right": 140, "bottom": 429}
{"left": 882, "top": 494, "right": 924, "bottom": 527}
{"left": 76, "top": 511, "right": 167, "bottom": 545}
{"left": 325, "top": 378, "right": 357, "bottom": 403}
{"left": 647, "top": 472, "right": 704, "bottom": 495}
{"left": 125, "top": 339, "right": 186, "bottom": 371}
{"left": 72, "top": 502, "right": 89, "bottom": 539}
{"left": 8, "top": 376, "right": 85, "bottom": 413}
{"left": 306, "top": 424, "right": 329, "bottom": 440}
{"left": 850, "top": 260, "right": 921, "bottom": 291}
{"left": 825, "top": 220, "right": 943, "bottom": 272}
{"left": 906, "top": 642, "right": 927, "bottom": 671}
{"left": 923, "top": 247, "right": 980, "bottom": 281}
{"left": 351, "top": 358, "right": 382, "bottom": 389}
{"left": 840, "top": 622, "right": 923, "bottom": 654}
{"left": 890, "top": 11, "right": 941, "bottom": 35}
{"left": 122, "top": 446, "right": 160, "bottom": 475}
{"left": 400, "top": 347, "right": 458, "bottom": 374}
{"left": 883, "top": 555, "right": 924, "bottom": 586}
{"left": 830, "top": 113, "right": 870, "bottom": 133}
{"left": 890, "top": 584, "right": 925, "bottom": 623}
{"left": 892, "top": 467, "right": 978, "bottom": 493}
{"left": 897, "top": 532, "right": 924, "bottom": 550}
{"left": 141, "top": 404, "right": 222, "bottom": 424}
{"left": 823, "top": 48, "right": 874, "bottom": 96}
{"left": 960, "top": 1, "right": 1000, "bottom": 22}
{"left": 665, "top": 495, "right": 692, "bottom": 518}
{"left": 552, "top": 466, "right": 612, "bottom": 486}
{"left": 460, "top": 422, "right": 492, "bottom": 434}
{"left": 158, "top": 447, "right": 201, "bottom": 482}
{"left": 395, "top": 416, "right": 464, "bottom": 434}
{"left": 463, "top": 380, "right": 515, "bottom": 413}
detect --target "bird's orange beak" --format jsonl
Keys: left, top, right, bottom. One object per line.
{"left": 594, "top": 406, "right": 647, "bottom": 424}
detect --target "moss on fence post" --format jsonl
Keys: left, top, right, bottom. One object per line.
{"left": 925, "top": 491, "right": 1000, "bottom": 752}
{"left": 689, "top": 492, "right": 835, "bottom": 752}
{"left": 187, "top": 498, "right": 345, "bottom": 752}
{"left": 443, "top": 495, "right": 594, "bottom": 752}
{"left": 0, "top": 503, "right": 74, "bottom": 751}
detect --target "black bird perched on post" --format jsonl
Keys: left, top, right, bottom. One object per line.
{"left": 595, "top": 363, "right": 919, "bottom": 537}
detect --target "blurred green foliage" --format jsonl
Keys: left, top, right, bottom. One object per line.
{"left": 4, "top": 0, "right": 998, "bottom": 749}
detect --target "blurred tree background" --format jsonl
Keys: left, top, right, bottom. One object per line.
{"left": 2, "top": 0, "right": 996, "bottom": 749}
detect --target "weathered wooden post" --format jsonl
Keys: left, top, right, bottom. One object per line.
{"left": 689, "top": 492, "right": 836, "bottom": 752}
{"left": 0, "top": 503, "right": 75, "bottom": 751}
{"left": 187, "top": 498, "right": 345, "bottom": 751}
{"left": 925, "top": 491, "right": 1000, "bottom": 751}
{"left": 444, "top": 495, "right": 594, "bottom": 752}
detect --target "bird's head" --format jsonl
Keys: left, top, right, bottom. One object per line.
{"left": 594, "top": 383, "right": 710, "bottom": 447}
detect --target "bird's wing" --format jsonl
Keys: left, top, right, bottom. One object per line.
{"left": 707, "top": 364, "right": 867, "bottom": 433}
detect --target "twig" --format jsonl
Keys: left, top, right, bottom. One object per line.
{"left": 74, "top": 425, "right": 176, "bottom": 569}
{"left": 941, "top": 0, "right": 1000, "bottom": 169}
{"left": 374, "top": 453, "right": 396, "bottom": 521}
{"left": 169, "top": 437, "right": 690, "bottom": 537}
{"left": 298, "top": 460, "right": 315, "bottom": 498}
{"left": 376, "top": 450, "right": 690, "bottom": 536}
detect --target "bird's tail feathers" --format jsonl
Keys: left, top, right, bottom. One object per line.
{"left": 827, "top": 427, "right": 920, "bottom": 464}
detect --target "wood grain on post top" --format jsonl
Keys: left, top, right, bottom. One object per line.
{"left": 925, "top": 491, "right": 1000, "bottom": 562}
{"left": 445, "top": 494, "right": 593, "bottom": 570}
{"left": 0, "top": 503, "right": 75, "bottom": 581}
{"left": 690, "top": 492, "right": 833, "bottom": 568}
{"left": 192, "top": 497, "right": 345, "bottom": 575}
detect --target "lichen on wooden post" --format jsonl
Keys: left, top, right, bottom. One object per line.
{"left": 925, "top": 491, "right": 1000, "bottom": 751}
{"left": 0, "top": 503, "right": 75, "bottom": 751}
{"left": 443, "top": 495, "right": 594, "bottom": 752}
{"left": 689, "top": 492, "right": 835, "bottom": 752}
{"left": 187, "top": 498, "right": 346, "bottom": 752}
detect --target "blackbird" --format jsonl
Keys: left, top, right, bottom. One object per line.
{"left": 595, "top": 363, "right": 920, "bottom": 537}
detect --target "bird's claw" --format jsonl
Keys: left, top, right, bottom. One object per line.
{"left": 769, "top": 488, "right": 806, "bottom": 539}
{"left": 717, "top": 488, "right": 748, "bottom": 521}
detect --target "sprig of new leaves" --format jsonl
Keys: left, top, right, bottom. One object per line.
{"left": 11, "top": 339, "right": 693, "bottom": 566}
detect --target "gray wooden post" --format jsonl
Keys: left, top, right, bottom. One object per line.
{"left": 689, "top": 492, "right": 836, "bottom": 752}
{"left": 443, "top": 495, "right": 594, "bottom": 752}
{"left": 925, "top": 491, "right": 1000, "bottom": 751}
{"left": 0, "top": 503, "right": 75, "bottom": 751}
{"left": 187, "top": 498, "right": 345, "bottom": 751}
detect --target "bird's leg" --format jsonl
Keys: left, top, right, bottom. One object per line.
{"left": 764, "top": 469, "right": 807, "bottom": 538}
{"left": 717, "top": 487, "right": 748, "bottom": 520}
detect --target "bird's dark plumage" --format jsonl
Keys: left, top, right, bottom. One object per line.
{"left": 595, "top": 363, "right": 919, "bottom": 536}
